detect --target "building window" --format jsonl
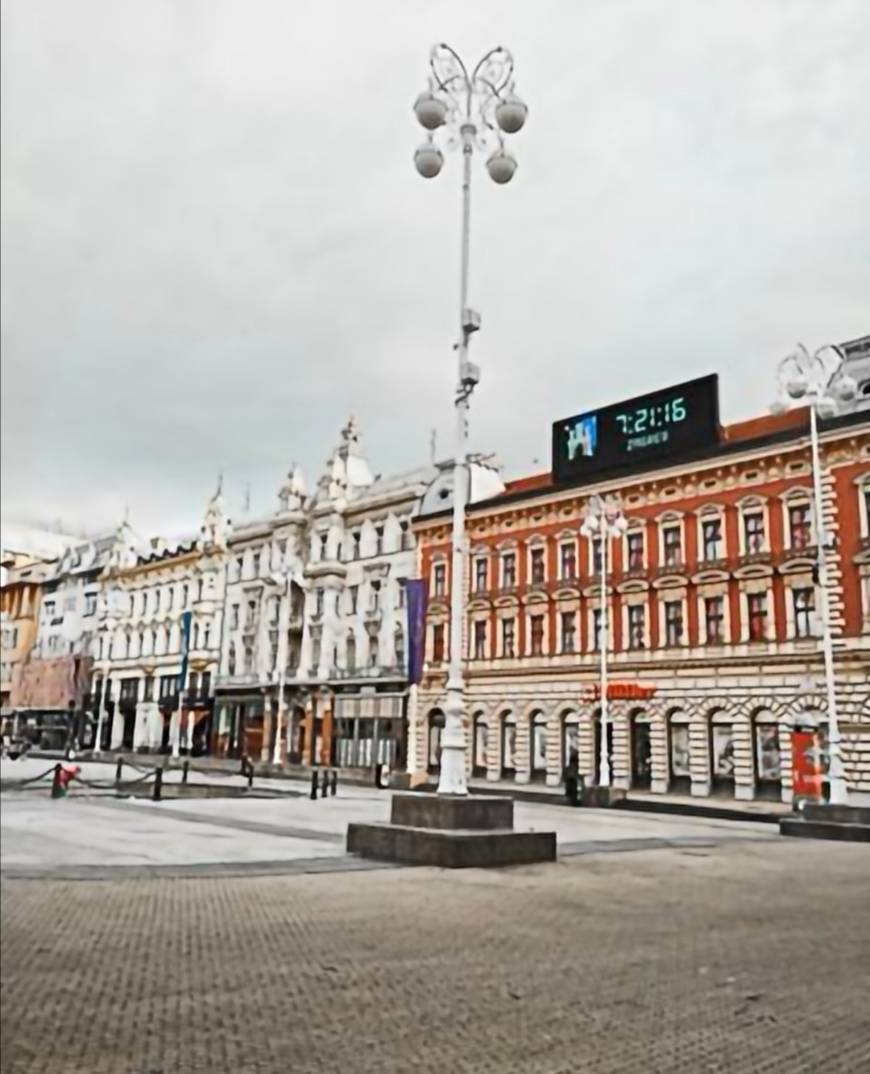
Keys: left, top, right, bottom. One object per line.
{"left": 246, "top": 600, "right": 257, "bottom": 627}
{"left": 370, "top": 581, "right": 381, "bottom": 611}
{"left": 317, "top": 533, "right": 327, "bottom": 561}
{"left": 311, "top": 636, "right": 321, "bottom": 670}
{"left": 394, "top": 628, "right": 405, "bottom": 668}
{"left": 269, "top": 597, "right": 280, "bottom": 625}
{"left": 143, "top": 676, "right": 154, "bottom": 702}
{"left": 628, "top": 604, "right": 645, "bottom": 649}
{"left": 701, "top": 518, "right": 722, "bottom": 561}
{"left": 473, "top": 620, "right": 487, "bottom": 659}
{"left": 530, "top": 547, "right": 545, "bottom": 585}
{"left": 560, "top": 542, "right": 576, "bottom": 580}
{"left": 662, "top": 526, "right": 682, "bottom": 568}
{"left": 743, "top": 512, "right": 765, "bottom": 554}
{"left": 397, "top": 581, "right": 406, "bottom": 609}
{"left": 530, "top": 614, "right": 544, "bottom": 656}
{"left": 230, "top": 604, "right": 239, "bottom": 630}
{"left": 228, "top": 645, "right": 236, "bottom": 675}
{"left": 664, "top": 600, "right": 683, "bottom": 646}
{"left": 346, "top": 632, "right": 356, "bottom": 670}
{"left": 501, "top": 618, "right": 516, "bottom": 658}
{"left": 84, "top": 593, "right": 97, "bottom": 617}
{"left": 315, "top": 588, "right": 324, "bottom": 616}
{"left": 252, "top": 552, "right": 261, "bottom": 577}
{"left": 591, "top": 608, "right": 602, "bottom": 651}
{"left": 400, "top": 520, "right": 411, "bottom": 550}
{"left": 432, "top": 623, "right": 445, "bottom": 664}
{"left": 200, "top": 671, "right": 211, "bottom": 698}
{"left": 433, "top": 563, "right": 446, "bottom": 597}
{"left": 182, "top": 584, "right": 189, "bottom": 607}
{"left": 789, "top": 504, "right": 812, "bottom": 550}
{"left": 592, "top": 538, "right": 603, "bottom": 574}
{"left": 704, "top": 596, "right": 725, "bottom": 644}
{"left": 375, "top": 526, "right": 384, "bottom": 555}
{"left": 368, "top": 634, "right": 379, "bottom": 668}
{"left": 560, "top": 611, "right": 576, "bottom": 653}
{"left": 501, "top": 553, "right": 517, "bottom": 589}
{"left": 793, "top": 588, "right": 815, "bottom": 638}
{"left": 352, "top": 531, "right": 361, "bottom": 560}
{"left": 626, "top": 532, "right": 644, "bottom": 571}
{"left": 349, "top": 586, "right": 359, "bottom": 613}
{"left": 748, "top": 592, "right": 767, "bottom": 641}
{"left": 44, "top": 600, "right": 56, "bottom": 618}
{"left": 474, "top": 557, "right": 488, "bottom": 592}
{"left": 203, "top": 623, "right": 211, "bottom": 649}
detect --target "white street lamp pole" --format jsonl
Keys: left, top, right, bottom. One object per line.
{"left": 413, "top": 44, "right": 528, "bottom": 796}
{"left": 581, "top": 495, "right": 627, "bottom": 788}
{"left": 773, "top": 343, "right": 857, "bottom": 806}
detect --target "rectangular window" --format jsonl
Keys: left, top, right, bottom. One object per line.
{"left": 44, "top": 600, "right": 56, "bottom": 618}
{"left": 530, "top": 614, "right": 545, "bottom": 656}
{"left": 744, "top": 512, "right": 765, "bottom": 554}
{"left": 560, "top": 611, "right": 576, "bottom": 653}
{"left": 793, "top": 587, "right": 815, "bottom": 638}
{"left": 234, "top": 555, "right": 243, "bottom": 581}
{"left": 375, "top": 526, "right": 384, "bottom": 555}
{"left": 592, "top": 538, "right": 603, "bottom": 574}
{"left": 560, "top": 543, "right": 576, "bottom": 580}
{"left": 702, "top": 518, "right": 722, "bottom": 561}
{"left": 230, "top": 604, "right": 239, "bottom": 630}
{"left": 530, "top": 548, "right": 546, "bottom": 585}
{"left": 501, "top": 618, "right": 516, "bottom": 658}
{"left": 399, "top": 520, "right": 411, "bottom": 550}
{"left": 474, "top": 558, "right": 488, "bottom": 592}
{"left": 315, "top": 588, "right": 324, "bottom": 615}
{"left": 318, "top": 533, "right": 328, "bottom": 560}
{"left": 269, "top": 597, "right": 280, "bottom": 625}
{"left": 370, "top": 581, "right": 381, "bottom": 611}
{"left": 628, "top": 604, "right": 645, "bottom": 649}
{"left": 246, "top": 600, "right": 257, "bottom": 627}
{"left": 349, "top": 586, "right": 359, "bottom": 613}
{"left": 789, "top": 504, "right": 812, "bottom": 550}
{"left": 397, "top": 581, "right": 406, "bottom": 608}
{"left": 626, "top": 532, "right": 644, "bottom": 571}
{"left": 664, "top": 600, "right": 683, "bottom": 646}
{"left": 252, "top": 553, "right": 261, "bottom": 577}
{"left": 84, "top": 593, "right": 97, "bottom": 617}
{"left": 748, "top": 592, "right": 767, "bottom": 641}
{"left": 432, "top": 623, "right": 445, "bottom": 664}
{"left": 704, "top": 596, "right": 725, "bottom": 644}
{"left": 433, "top": 563, "right": 446, "bottom": 597}
{"left": 143, "top": 676, "right": 154, "bottom": 702}
{"left": 591, "top": 608, "right": 603, "bottom": 651}
{"left": 662, "top": 526, "right": 682, "bottom": 568}
{"left": 200, "top": 671, "right": 211, "bottom": 698}
{"left": 352, "top": 532, "right": 361, "bottom": 560}
{"left": 473, "top": 620, "right": 487, "bottom": 660}
{"left": 502, "top": 553, "right": 516, "bottom": 588}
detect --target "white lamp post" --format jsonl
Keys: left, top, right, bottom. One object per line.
{"left": 413, "top": 44, "right": 528, "bottom": 796}
{"left": 580, "top": 494, "right": 627, "bottom": 787}
{"left": 773, "top": 343, "right": 857, "bottom": 805}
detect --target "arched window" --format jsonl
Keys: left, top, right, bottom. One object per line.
{"left": 192, "top": 622, "right": 200, "bottom": 650}
{"left": 753, "top": 709, "right": 782, "bottom": 799}
{"left": 501, "top": 712, "right": 517, "bottom": 777}
{"left": 667, "top": 709, "right": 691, "bottom": 792}
{"left": 368, "top": 633, "right": 379, "bottom": 669}
{"left": 472, "top": 712, "right": 488, "bottom": 776}
{"left": 427, "top": 710, "right": 445, "bottom": 773}
{"left": 530, "top": 711, "right": 548, "bottom": 781}
{"left": 561, "top": 712, "right": 579, "bottom": 771}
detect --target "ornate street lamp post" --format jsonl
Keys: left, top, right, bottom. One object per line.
{"left": 413, "top": 44, "right": 528, "bottom": 796}
{"left": 580, "top": 494, "right": 627, "bottom": 788}
{"left": 773, "top": 343, "right": 857, "bottom": 805}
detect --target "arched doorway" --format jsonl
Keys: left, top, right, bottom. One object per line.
{"left": 630, "top": 709, "right": 652, "bottom": 789}
{"left": 472, "top": 712, "right": 489, "bottom": 777}
{"left": 753, "top": 709, "right": 782, "bottom": 800}
{"left": 529, "top": 710, "right": 548, "bottom": 782}
{"left": 592, "top": 708, "right": 614, "bottom": 786}
{"left": 427, "top": 710, "right": 445, "bottom": 774}
{"left": 667, "top": 709, "right": 691, "bottom": 794}
{"left": 561, "top": 712, "right": 580, "bottom": 772}
{"left": 709, "top": 709, "right": 735, "bottom": 796}
{"left": 500, "top": 712, "right": 517, "bottom": 779}
{"left": 289, "top": 705, "right": 306, "bottom": 764}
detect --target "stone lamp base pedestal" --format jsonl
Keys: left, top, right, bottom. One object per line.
{"left": 347, "top": 793, "right": 557, "bottom": 869}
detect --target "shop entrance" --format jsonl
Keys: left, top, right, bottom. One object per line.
{"left": 630, "top": 712, "right": 652, "bottom": 789}
{"left": 709, "top": 711, "right": 735, "bottom": 796}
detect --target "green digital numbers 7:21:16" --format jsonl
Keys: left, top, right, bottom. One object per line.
{"left": 614, "top": 395, "right": 687, "bottom": 437}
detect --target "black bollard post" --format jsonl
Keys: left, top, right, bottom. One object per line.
{"left": 321, "top": 769, "right": 329, "bottom": 798}
{"left": 310, "top": 769, "right": 319, "bottom": 800}
{"left": 330, "top": 769, "right": 337, "bottom": 796}
{"left": 115, "top": 758, "right": 124, "bottom": 785}
{"left": 152, "top": 767, "right": 163, "bottom": 802}
{"left": 182, "top": 760, "right": 189, "bottom": 785}
{"left": 247, "top": 761, "right": 254, "bottom": 789}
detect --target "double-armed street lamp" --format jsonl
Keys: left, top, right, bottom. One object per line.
{"left": 580, "top": 494, "right": 627, "bottom": 788}
{"left": 772, "top": 343, "right": 857, "bottom": 805}
{"left": 412, "top": 44, "right": 528, "bottom": 796}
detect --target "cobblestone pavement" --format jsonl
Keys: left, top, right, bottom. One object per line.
{"left": 2, "top": 840, "right": 869, "bottom": 1074}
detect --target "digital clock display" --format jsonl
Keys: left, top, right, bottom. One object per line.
{"left": 552, "top": 374, "right": 719, "bottom": 484}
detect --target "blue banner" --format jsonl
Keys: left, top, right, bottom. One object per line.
{"left": 405, "top": 579, "right": 429, "bottom": 685}
{"left": 178, "top": 610, "right": 193, "bottom": 695}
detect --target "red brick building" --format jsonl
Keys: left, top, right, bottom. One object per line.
{"left": 412, "top": 393, "right": 870, "bottom": 804}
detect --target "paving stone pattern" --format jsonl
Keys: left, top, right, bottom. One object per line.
{"left": 2, "top": 840, "right": 869, "bottom": 1074}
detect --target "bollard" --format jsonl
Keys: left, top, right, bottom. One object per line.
{"left": 321, "top": 769, "right": 329, "bottom": 798}
{"left": 247, "top": 762, "right": 254, "bottom": 790}
{"left": 310, "top": 769, "right": 319, "bottom": 800}
{"left": 152, "top": 767, "right": 163, "bottom": 802}
{"left": 51, "top": 763, "right": 64, "bottom": 799}
{"left": 115, "top": 758, "right": 124, "bottom": 785}
{"left": 330, "top": 769, "right": 337, "bottom": 797}
{"left": 182, "top": 760, "right": 189, "bottom": 785}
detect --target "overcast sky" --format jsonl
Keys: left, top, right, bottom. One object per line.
{"left": 2, "top": 0, "right": 869, "bottom": 540}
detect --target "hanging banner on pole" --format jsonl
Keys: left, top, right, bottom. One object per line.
{"left": 405, "top": 579, "right": 429, "bottom": 685}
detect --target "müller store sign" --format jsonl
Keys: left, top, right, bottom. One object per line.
{"left": 582, "top": 683, "right": 657, "bottom": 702}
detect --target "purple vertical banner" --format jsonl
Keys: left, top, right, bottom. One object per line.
{"left": 405, "top": 579, "right": 429, "bottom": 685}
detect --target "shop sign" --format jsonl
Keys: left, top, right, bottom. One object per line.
{"left": 583, "top": 683, "right": 657, "bottom": 702}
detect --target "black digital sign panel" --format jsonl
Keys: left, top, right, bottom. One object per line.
{"left": 552, "top": 374, "right": 720, "bottom": 484}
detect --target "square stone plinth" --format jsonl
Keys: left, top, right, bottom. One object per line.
{"left": 390, "top": 793, "right": 513, "bottom": 831}
{"left": 347, "top": 822, "right": 556, "bottom": 869}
